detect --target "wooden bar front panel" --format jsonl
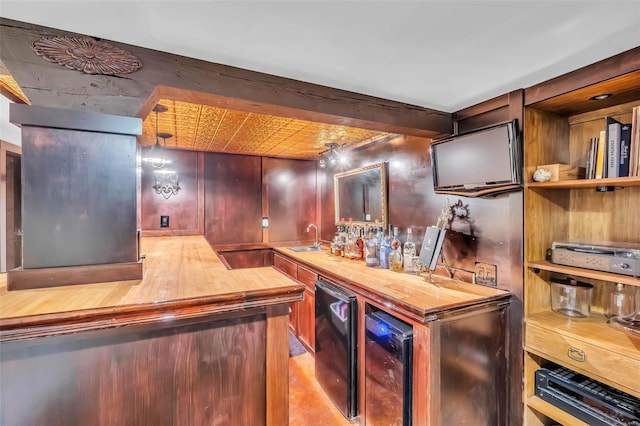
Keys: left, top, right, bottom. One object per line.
{"left": 1, "top": 312, "right": 267, "bottom": 426}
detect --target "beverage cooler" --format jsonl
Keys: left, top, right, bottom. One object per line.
{"left": 364, "top": 304, "right": 413, "bottom": 425}
{"left": 314, "top": 279, "right": 358, "bottom": 419}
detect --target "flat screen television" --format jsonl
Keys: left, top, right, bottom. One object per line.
{"left": 430, "top": 119, "right": 522, "bottom": 197}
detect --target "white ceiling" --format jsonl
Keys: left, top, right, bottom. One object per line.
{"left": 1, "top": 1, "right": 639, "bottom": 113}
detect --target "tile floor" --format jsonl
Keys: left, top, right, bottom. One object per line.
{"left": 289, "top": 352, "right": 354, "bottom": 425}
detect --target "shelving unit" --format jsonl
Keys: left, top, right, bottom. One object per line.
{"left": 522, "top": 59, "right": 640, "bottom": 425}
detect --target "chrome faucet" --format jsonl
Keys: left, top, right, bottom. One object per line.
{"left": 306, "top": 223, "right": 319, "bottom": 248}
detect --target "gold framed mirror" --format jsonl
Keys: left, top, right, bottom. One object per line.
{"left": 334, "top": 162, "right": 388, "bottom": 228}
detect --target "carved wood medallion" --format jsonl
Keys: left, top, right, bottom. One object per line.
{"left": 31, "top": 36, "right": 142, "bottom": 75}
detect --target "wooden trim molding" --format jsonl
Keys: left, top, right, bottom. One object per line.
{"left": 7, "top": 261, "right": 143, "bottom": 291}
{"left": 525, "top": 46, "right": 640, "bottom": 105}
{"left": 265, "top": 304, "right": 290, "bottom": 426}
{"left": 0, "top": 284, "right": 304, "bottom": 341}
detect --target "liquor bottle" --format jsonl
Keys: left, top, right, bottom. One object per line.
{"left": 605, "top": 283, "right": 636, "bottom": 318}
{"left": 379, "top": 227, "right": 390, "bottom": 269}
{"left": 403, "top": 228, "right": 417, "bottom": 274}
{"left": 356, "top": 227, "right": 364, "bottom": 260}
{"left": 365, "top": 232, "right": 379, "bottom": 267}
{"left": 389, "top": 227, "right": 403, "bottom": 272}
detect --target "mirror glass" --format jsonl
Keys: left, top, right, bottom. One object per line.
{"left": 334, "top": 162, "right": 388, "bottom": 228}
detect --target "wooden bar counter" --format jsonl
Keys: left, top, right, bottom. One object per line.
{"left": 273, "top": 247, "right": 514, "bottom": 426}
{"left": 0, "top": 236, "right": 304, "bottom": 426}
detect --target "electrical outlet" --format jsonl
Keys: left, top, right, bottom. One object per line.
{"left": 160, "top": 215, "right": 169, "bottom": 228}
{"left": 474, "top": 262, "right": 497, "bottom": 287}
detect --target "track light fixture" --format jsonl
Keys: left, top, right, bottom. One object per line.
{"left": 318, "top": 142, "right": 349, "bottom": 169}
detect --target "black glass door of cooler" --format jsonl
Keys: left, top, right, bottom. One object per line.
{"left": 364, "top": 307, "right": 413, "bottom": 426}
{"left": 314, "top": 279, "right": 357, "bottom": 420}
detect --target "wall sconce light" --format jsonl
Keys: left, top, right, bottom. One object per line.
{"left": 153, "top": 169, "right": 181, "bottom": 199}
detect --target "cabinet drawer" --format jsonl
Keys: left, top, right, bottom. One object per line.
{"left": 297, "top": 265, "right": 318, "bottom": 290}
{"left": 526, "top": 323, "right": 640, "bottom": 396}
{"left": 274, "top": 254, "right": 297, "bottom": 280}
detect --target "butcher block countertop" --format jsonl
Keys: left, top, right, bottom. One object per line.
{"left": 274, "top": 247, "right": 510, "bottom": 324}
{"left": 0, "top": 236, "right": 304, "bottom": 339}
{"left": 0, "top": 236, "right": 509, "bottom": 339}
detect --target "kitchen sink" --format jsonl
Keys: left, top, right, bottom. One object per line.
{"left": 288, "top": 246, "right": 323, "bottom": 252}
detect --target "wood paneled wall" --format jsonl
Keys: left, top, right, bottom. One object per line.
{"left": 203, "top": 153, "right": 263, "bottom": 245}
{"left": 145, "top": 152, "right": 320, "bottom": 247}
{"left": 141, "top": 149, "right": 203, "bottom": 236}
{"left": 264, "top": 157, "right": 317, "bottom": 243}
{"left": 319, "top": 134, "right": 523, "bottom": 292}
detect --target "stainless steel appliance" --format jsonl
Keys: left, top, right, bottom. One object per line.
{"left": 364, "top": 305, "right": 413, "bottom": 425}
{"left": 314, "top": 279, "right": 357, "bottom": 419}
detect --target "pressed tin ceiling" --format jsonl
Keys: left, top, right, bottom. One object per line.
{"left": 0, "top": 74, "right": 29, "bottom": 104}
{"left": 140, "top": 100, "right": 397, "bottom": 160}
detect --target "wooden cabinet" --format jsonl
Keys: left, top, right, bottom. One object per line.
{"left": 522, "top": 55, "right": 640, "bottom": 425}
{"left": 274, "top": 253, "right": 316, "bottom": 353}
{"left": 296, "top": 266, "right": 317, "bottom": 351}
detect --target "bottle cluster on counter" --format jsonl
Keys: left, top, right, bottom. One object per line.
{"left": 329, "top": 219, "right": 420, "bottom": 275}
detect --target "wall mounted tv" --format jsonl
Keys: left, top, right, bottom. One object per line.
{"left": 430, "top": 119, "right": 522, "bottom": 197}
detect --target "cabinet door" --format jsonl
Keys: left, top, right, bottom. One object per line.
{"left": 289, "top": 302, "right": 298, "bottom": 332}
{"left": 297, "top": 287, "right": 315, "bottom": 353}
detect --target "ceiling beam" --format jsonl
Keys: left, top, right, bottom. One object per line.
{"left": 0, "top": 18, "right": 452, "bottom": 138}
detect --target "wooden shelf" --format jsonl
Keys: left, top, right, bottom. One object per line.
{"left": 527, "top": 260, "right": 640, "bottom": 287}
{"left": 526, "top": 396, "right": 589, "bottom": 426}
{"left": 526, "top": 176, "right": 640, "bottom": 189}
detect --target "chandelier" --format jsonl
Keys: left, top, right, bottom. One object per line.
{"left": 143, "top": 104, "right": 181, "bottom": 199}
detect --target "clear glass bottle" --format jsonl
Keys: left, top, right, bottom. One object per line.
{"left": 379, "top": 227, "right": 390, "bottom": 269}
{"left": 389, "top": 227, "right": 403, "bottom": 272}
{"left": 345, "top": 230, "right": 357, "bottom": 259}
{"left": 605, "top": 283, "right": 636, "bottom": 319}
{"left": 365, "top": 232, "right": 379, "bottom": 267}
{"left": 403, "top": 228, "right": 417, "bottom": 274}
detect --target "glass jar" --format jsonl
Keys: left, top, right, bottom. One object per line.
{"left": 605, "top": 283, "right": 636, "bottom": 319}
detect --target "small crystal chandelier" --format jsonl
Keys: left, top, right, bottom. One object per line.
{"left": 143, "top": 104, "right": 180, "bottom": 199}
{"left": 142, "top": 104, "right": 172, "bottom": 168}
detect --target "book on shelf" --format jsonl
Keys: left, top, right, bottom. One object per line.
{"left": 619, "top": 122, "right": 631, "bottom": 177}
{"left": 632, "top": 106, "right": 639, "bottom": 177}
{"left": 606, "top": 116, "right": 621, "bottom": 178}
{"left": 586, "top": 137, "right": 598, "bottom": 179}
{"left": 595, "top": 130, "right": 606, "bottom": 179}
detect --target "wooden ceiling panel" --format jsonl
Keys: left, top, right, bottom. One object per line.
{"left": 141, "top": 99, "right": 396, "bottom": 159}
